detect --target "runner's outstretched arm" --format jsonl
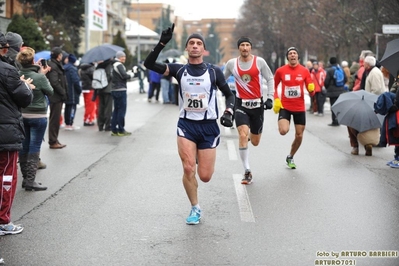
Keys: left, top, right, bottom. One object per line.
{"left": 144, "top": 24, "right": 175, "bottom": 75}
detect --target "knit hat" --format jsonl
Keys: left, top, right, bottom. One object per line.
{"left": 115, "top": 50, "right": 126, "bottom": 59}
{"left": 5, "top": 32, "right": 23, "bottom": 49}
{"left": 237, "top": 37, "right": 252, "bottom": 48}
{"left": 0, "top": 32, "right": 8, "bottom": 48}
{"left": 68, "top": 54, "right": 77, "bottom": 64}
{"left": 185, "top": 33, "right": 206, "bottom": 49}
{"left": 329, "top": 57, "right": 337, "bottom": 65}
{"left": 286, "top": 47, "right": 300, "bottom": 59}
{"left": 341, "top": 60, "right": 348, "bottom": 67}
{"left": 51, "top": 47, "right": 63, "bottom": 59}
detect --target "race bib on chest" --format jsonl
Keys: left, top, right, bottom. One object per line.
{"left": 241, "top": 98, "right": 262, "bottom": 109}
{"left": 183, "top": 92, "right": 209, "bottom": 112}
{"left": 284, "top": 86, "right": 301, "bottom": 98}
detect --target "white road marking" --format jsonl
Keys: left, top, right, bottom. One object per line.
{"left": 233, "top": 174, "right": 255, "bottom": 223}
{"left": 227, "top": 140, "right": 238, "bottom": 160}
{"left": 219, "top": 92, "right": 254, "bottom": 222}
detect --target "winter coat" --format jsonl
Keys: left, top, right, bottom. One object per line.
{"left": 64, "top": 63, "right": 82, "bottom": 105}
{"left": 19, "top": 64, "right": 54, "bottom": 115}
{"left": 311, "top": 68, "right": 326, "bottom": 93}
{"left": 4, "top": 47, "right": 22, "bottom": 70}
{"left": 149, "top": 70, "right": 162, "bottom": 83}
{"left": 348, "top": 63, "right": 360, "bottom": 91}
{"left": 96, "top": 59, "right": 115, "bottom": 94}
{"left": 357, "top": 128, "right": 380, "bottom": 146}
{"left": 353, "top": 65, "right": 365, "bottom": 91}
{"left": 112, "top": 60, "right": 132, "bottom": 91}
{"left": 365, "top": 66, "right": 385, "bottom": 95}
{"left": 375, "top": 92, "right": 399, "bottom": 145}
{"left": 46, "top": 58, "right": 68, "bottom": 103}
{"left": 343, "top": 66, "right": 351, "bottom": 85}
{"left": 324, "top": 64, "right": 346, "bottom": 98}
{"left": 79, "top": 63, "right": 95, "bottom": 91}
{"left": 0, "top": 57, "right": 33, "bottom": 151}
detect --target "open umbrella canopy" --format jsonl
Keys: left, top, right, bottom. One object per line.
{"left": 81, "top": 44, "right": 124, "bottom": 64}
{"left": 379, "top": 38, "right": 399, "bottom": 76}
{"left": 331, "top": 90, "right": 385, "bottom": 132}
{"left": 34, "top": 50, "right": 51, "bottom": 62}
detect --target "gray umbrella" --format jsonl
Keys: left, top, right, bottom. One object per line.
{"left": 81, "top": 44, "right": 124, "bottom": 64}
{"left": 379, "top": 38, "right": 399, "bottom": 76}
{"left": 331, "top": 90, "right": 385, "bottom": 133}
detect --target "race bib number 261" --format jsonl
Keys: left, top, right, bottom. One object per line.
{"left": 183, "top": 93, "right": 208, "bottom": 112}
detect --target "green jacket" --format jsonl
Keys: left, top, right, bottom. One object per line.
{"left": 19, "top": 64, "right": 54, "bottom": 114}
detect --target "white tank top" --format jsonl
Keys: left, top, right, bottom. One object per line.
{"left": 179, "top": 65, "right": 218, "bottom": 120}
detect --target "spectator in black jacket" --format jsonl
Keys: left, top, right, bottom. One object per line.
{"left": 0, "top": 31, "right": 34, "bottom": 236}
{"left": 46, "top": 47, "right": 68, "bottom": 149}
{"left": 79, "top": 63, "right": 97, "bottom": 126}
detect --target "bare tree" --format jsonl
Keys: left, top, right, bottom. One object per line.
{"left": 234, "top": 0, "right": 399, "bottom": 67}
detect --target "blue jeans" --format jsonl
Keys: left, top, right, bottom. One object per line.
{"left": 111, "top": 90, "right": 127, "bottom": 133}
{"left": 161, "top": 79, "right": 170, "bottom": 103}
{"left": 20, "top": 117, "right": 48, "bottom": 155}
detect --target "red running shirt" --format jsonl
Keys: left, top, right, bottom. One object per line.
{"left": 274, "top": 64, "right": 313, "bottom": 112}
{"left": 234, "top": 56, "right": 263, "bottom": 99}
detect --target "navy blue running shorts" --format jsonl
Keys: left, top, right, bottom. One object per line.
{"left": 177, "top": 119, "right": 220, "bottom": 149}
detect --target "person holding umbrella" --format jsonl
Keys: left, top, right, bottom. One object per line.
{"left": 347, "top": 56, "right": 385, "bottom": 156}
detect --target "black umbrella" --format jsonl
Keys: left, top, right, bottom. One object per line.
{"left": 379, "top": 38, "right": 399, "bottom": 76}
{"left": 81, "top": 44, "right": 124, "bottom": 64}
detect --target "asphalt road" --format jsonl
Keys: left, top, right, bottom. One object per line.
{"left": 1, "top": 81, "right": 398, "bottom": 266}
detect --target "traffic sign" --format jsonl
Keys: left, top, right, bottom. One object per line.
{"left": 382, "top": 24, "right": 399, "bottom": 34}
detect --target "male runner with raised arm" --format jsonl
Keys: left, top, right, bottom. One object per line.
{"left": 144, "top": 24, "right": 235, "bottom": 225}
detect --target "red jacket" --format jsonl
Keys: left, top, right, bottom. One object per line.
{"left": 311, "top": 68, "right": 326, "bottom": 93}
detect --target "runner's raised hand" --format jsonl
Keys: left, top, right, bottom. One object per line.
{"left": 160, "top": 23, "right": 175, "bottom": 45}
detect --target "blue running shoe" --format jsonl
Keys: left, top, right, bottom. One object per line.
{"left": 389, "top": 160, "right": 399, "bottom": 168}
{"left": 186, "top": 207, "right": 201, "bottom": 225}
